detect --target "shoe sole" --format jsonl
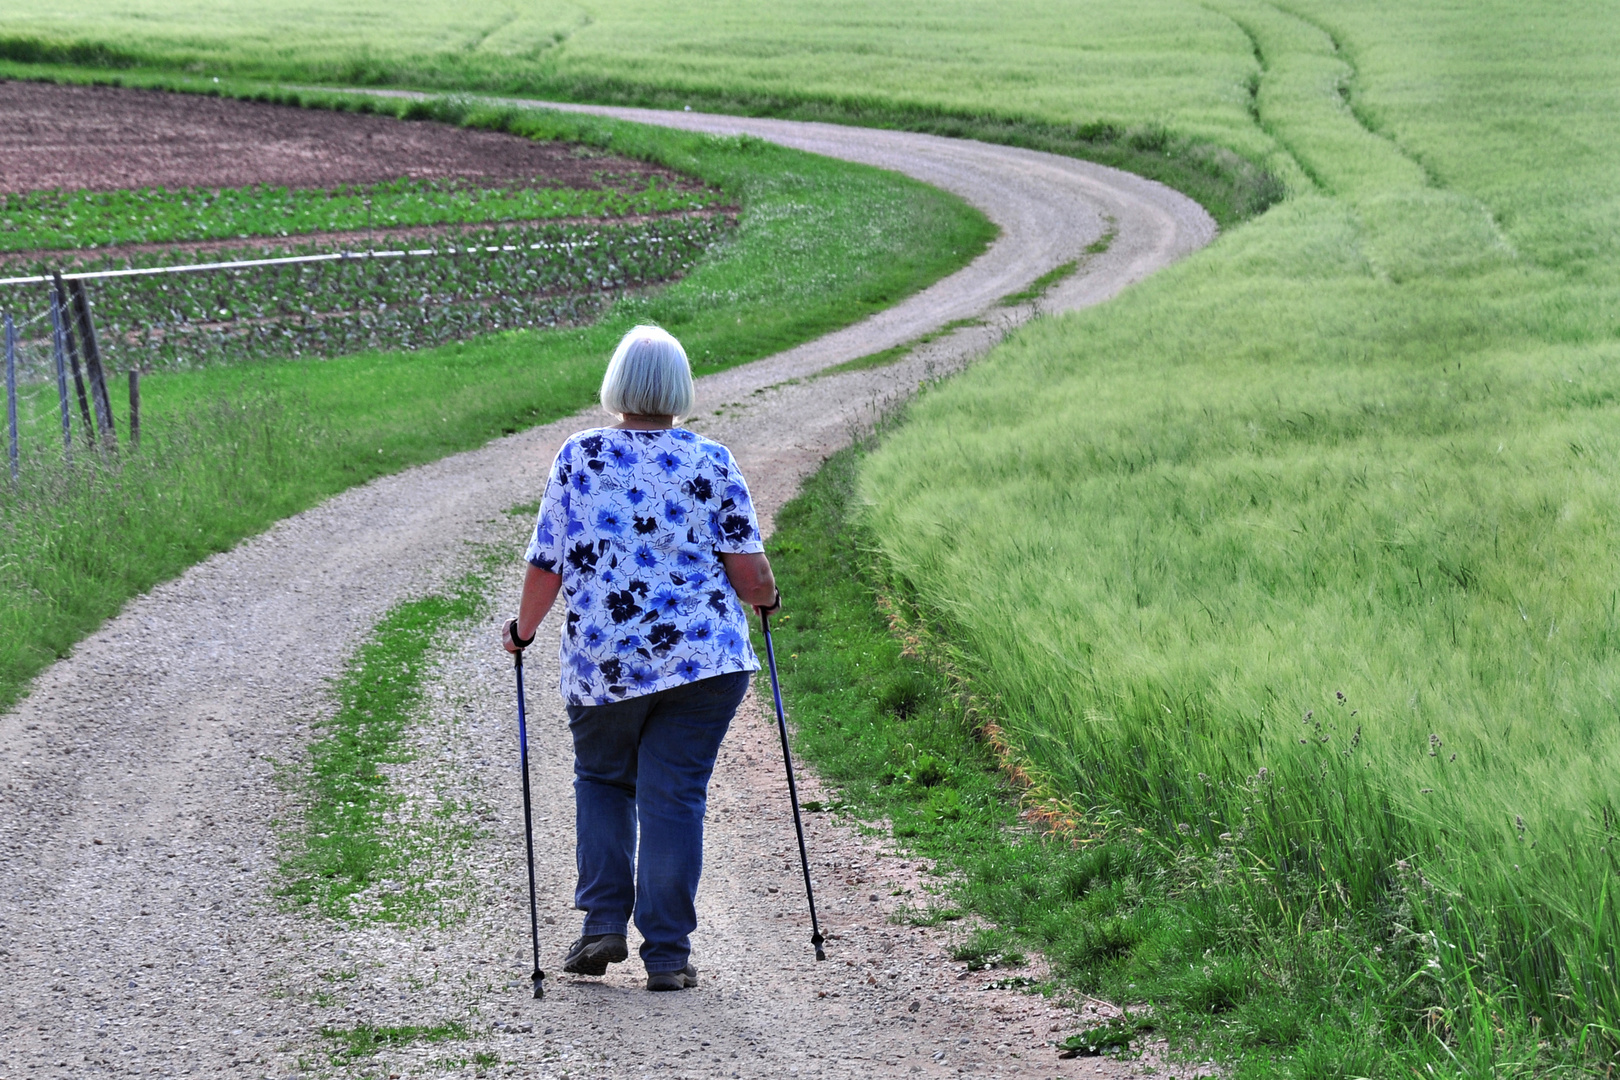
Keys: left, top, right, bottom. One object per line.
{"left": 646, "top": 970, "right": 698, "bottom": 991}
{"left": 562, "top": 937, "right": 629, "bottom": 977}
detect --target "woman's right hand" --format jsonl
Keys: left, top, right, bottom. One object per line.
{"left": 719, "top": 551, "right": 779, "bottom": 612}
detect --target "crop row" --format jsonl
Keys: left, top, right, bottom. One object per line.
{"left": 0, "top": 175, "right": 726, "bottom": 254}
{"left": 0, "top": 216, "right": 733, "bottom": 373}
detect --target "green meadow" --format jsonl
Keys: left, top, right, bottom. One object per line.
{"left": 4, "top": 0, "right": 1619, "bottom": 1067}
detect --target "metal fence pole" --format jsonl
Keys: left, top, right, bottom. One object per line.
{"left": 70, "top": 279, "right": 115, "bottom": 449}
{"left": 4, "top": 312, "right": 18, "bottom": 485}
{"left": 53, "top": 271, "right": 96, "bottom": 449}
{"left": 128, "top": 368, "right": 140, "bottom": 452}
{"left": 50, "top": 288, "right": 72, "bottom": 462}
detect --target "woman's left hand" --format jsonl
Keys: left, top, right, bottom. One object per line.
{"left": 502, "top": 618, "right": 530, "bottom": 654}
{"left": 504, "top": 566, "right": 562, "bottom": 653}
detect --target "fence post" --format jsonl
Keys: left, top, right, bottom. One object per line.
{"left": 129, "top": 367, "right": 140, "bottom": 452}
{"left": 52, "top": 272, "right": 96, "bottom": 449}
{"left": 69, "top": 278, "right": 115, "bottom": 450}
{"left": 50, "top": 288, "right": 73, "bottom": 462}
{"left": 5, "top": 312, "right": 18, "bottom": 485}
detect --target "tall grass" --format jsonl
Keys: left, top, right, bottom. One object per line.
{"left": 0, "top": 96, "right": 994, "bottom": 711}
{"left": 767, "top": 441, "right": 1572, "bottom": 1074}
{"left": 0, "top": 383, "right": 338, "bottom": 701}
{"left": 860, "top": 0, "right": 1620, "bottom": 1049}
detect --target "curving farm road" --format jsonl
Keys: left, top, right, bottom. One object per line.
{"left": 0, "top": 99, "right": 1214, "bottom": 1079}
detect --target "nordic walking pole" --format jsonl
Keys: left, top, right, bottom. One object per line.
{"left": 760, "top": 609, "right": 827, "bottom": 961}
{"left": 511, "top": 645, "right": 547, "bottom": 1000}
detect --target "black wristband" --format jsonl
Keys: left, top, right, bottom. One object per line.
{"left": 761, "top": 590, "right": 782, "bottom": 615}
{"left": 507, "top": 619, "right": 535, "bottom": 649}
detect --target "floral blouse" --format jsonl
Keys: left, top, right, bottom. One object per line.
{"left": 525, "top": 427, "right": 764, "bottom": 705}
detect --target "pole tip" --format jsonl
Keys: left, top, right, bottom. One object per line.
{"left": 531, "top": 969, "right": 545, "bottom": 1000}
{"left": 812, "top": 933, "right": 826, "bottom": 962}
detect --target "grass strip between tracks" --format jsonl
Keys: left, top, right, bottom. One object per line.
{"left": 318, "top": 1021, "right": 471, "bottom": 1068}
{"left": 278, "top": 574, "right": 486, "bottom": 923}
{"left": 0, "top": 82, "right": 995, "bottom": 715}
{"left": 763, "top": 437, "right": 1587, "bottom": 1078}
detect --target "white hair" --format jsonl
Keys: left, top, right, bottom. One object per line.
{"left": 599, "top": 325, "right": 696, "bottom": 418}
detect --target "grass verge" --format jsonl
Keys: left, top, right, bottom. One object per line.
{"left": 764, "top": 437, "right": 1596, "bottom": 1077}
{"left": 817, "top": 318, "right": 984, "bottom": 378}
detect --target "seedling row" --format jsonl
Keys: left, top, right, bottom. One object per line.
{"left": 0, "top": 215, "right": 733, "bottom": 373}
{"left": 0, "top": 176, "right": 723, "bottom": 255}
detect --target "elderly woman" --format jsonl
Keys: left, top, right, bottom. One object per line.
{"left": 502, "top": 325, "right": 778, "bottom": 992}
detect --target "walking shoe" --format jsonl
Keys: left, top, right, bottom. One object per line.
{"left": 561, "top": 934, "right": 629, "bottom": 976}
{"left": 645, "top": 964, "right": 699, "bottom": 991}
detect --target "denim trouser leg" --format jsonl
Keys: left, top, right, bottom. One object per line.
{"left": 566, "top": 671, "right": 749, "bottom": 973}
{"left": 571, "top": 758, "right": 637, "bottom": 938}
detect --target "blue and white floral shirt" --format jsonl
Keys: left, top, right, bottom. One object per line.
{"left": 526, "top": 427, "right": 764, "bottom": 706}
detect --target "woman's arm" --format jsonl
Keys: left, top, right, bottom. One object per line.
{"left": 720, "top": 551, "right": 779, "bottom": 613}
{"left": 502, "top": 564, "right": 563, "bottom": 653}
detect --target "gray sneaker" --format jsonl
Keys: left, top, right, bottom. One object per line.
{"left": 646, "top": 963, "right": 699, "bottom": 991}
{"left": 562, "top": 934, "right": 629, "bottom": 976}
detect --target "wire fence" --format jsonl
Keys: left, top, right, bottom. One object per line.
{"left": 1, "top": 214, "right": 730, "bottom": 480}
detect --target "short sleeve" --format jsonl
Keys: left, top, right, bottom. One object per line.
{"left": 525, "top": 444, "right": 572, "bottom": 571}
{"left": 710, "top": 447, "right": 764, "bottom": 554}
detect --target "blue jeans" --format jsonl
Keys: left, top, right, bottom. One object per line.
{"left": 565, "top": 670, "right": 750, "bottom": 974}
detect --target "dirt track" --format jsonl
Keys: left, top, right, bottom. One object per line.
{"left": 0, "top": 93, "right": 1216, "bottom": 1079}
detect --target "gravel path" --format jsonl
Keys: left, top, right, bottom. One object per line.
{"left": 0, "top": 99, "right": 1216, "bottom": 1080}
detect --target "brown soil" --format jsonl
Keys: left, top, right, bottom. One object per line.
{"left": 0, "top": 80, "right": 698, "bottom": 194}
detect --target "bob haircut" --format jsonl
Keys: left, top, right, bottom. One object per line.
{"left": 599, "top": 325, "right": 696, "bottom": 418}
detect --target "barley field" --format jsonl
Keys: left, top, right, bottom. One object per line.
{"left": 860, "top": 0, "right": 1620, "bottom": 1043}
